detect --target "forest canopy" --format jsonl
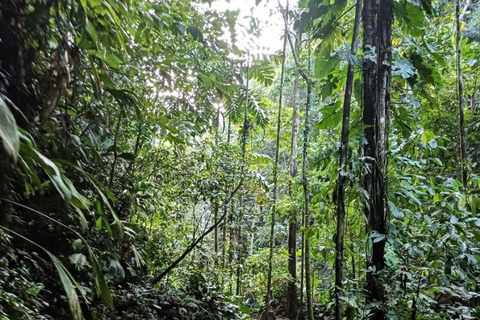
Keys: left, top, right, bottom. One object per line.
{"left": 0, "top": 0, "right": 479, "bottom": 319}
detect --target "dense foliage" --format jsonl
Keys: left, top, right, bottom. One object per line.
{"left": 0, "top": 0, "right": 479, "bottom": 319}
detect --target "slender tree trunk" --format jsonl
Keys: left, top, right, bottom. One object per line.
{"left": 236, "top": 224, "right": 242, "bottom": 295}
{"left": 250, "top": 219, "right": 255, "bottom": 255}
{"left": 286, "top": 31, "right": 301, "bottom": 320}
{"left": 266, "top": 3, "right": 288, "bottom": 311}
{"left": 222, "top": 201, "right": 227, "bottom": 268}
{"left": 334, "top": 0, "right": 362, "bottom": 319}
{"left": 214, "top": 203, "right": 218, "bottom": 254}
{"left": 302, "top": 37, "right": 314, "bottom": 320}
{"left": 286, "top": 29, "right": 312, "bottom": 320}
{"left": 456, "top": 0, "right": 467, "bottom": 187}
{"left": 108, "top": 108, "right": 124, "bottom": 189}
{"left": 351, "top": 243, "right": 356, "bottom": 280}
{"left": 213, "top": 107, "right": 221, "bottom": 256}
{"left": 223, "top": 118, "right": 232, "bottom": 269}
{"left": 236, "top": 61, "right": 250, "bottom": 297}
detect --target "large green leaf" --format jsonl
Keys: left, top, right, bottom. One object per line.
{"left": 411, "top": 53, "right": 443, "bottom": 87}
{"left": 393, "top": 58, "right": 415, "bottom": 79}
{"left": 315, "top": 44, "right": 340, "bottom": 80}
{"left": 88, "top": 246, "right": 114, "bottom": 308}
{"left": 316, "top": 101, "right": 343, "bottom": 129}
{"left": 395, "top": 0, "right": 425, "bottom": 37}
{"left": 0, "top": 94, "right": 20, "bottom": 159}
{"left": 49, "top": 254, "right": 83, "bottom": 320}
{"left": 249, "top": 60, "right": 275, "bottom": 86}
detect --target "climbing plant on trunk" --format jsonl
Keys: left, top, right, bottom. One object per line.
{"left": 362, "top": 0, "right": 393, "bottom": 317}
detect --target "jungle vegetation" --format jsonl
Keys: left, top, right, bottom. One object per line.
{"left": 0, "top": 0, "right": 480, "bottom": 319}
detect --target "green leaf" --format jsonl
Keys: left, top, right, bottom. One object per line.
{"left": 20, "top": 138, "right": 73, "bottom": 202}
{"left": 470, "top": 196, "right": 480, "bottom": 215}
{"left": 421, "top": 130, "right": 435, "bottom": 145}
{"left": 70, "top": 253, "right": 89, "bottom": 270}
{"left": 118, "top": 152, "right": 136, "bottom": 161}
{"left": 108, "top": 260, "right": 125, "bottom": 279}
{"left": 316, "top": 101, "right": 342, "bottom": 129}
{"left": 315, "top": 45, "right": 340, "bottom": 80}
{"left": 412, "top": 53, "right": 443, "bottom": 87}
{"left": 72, "top": 239, "right": 83, "bottom": 252}
{"left": 388, "top": 201, "right": 404, "bottom": 219}
{"left": 395, "top": 0, "right": 425, "bottom": 37}
{"left": 49, "top": 255, "right": 83, "bottom": 319}
{"left": 249, "top": 61, "right": 275, "bottom": 86}
{"left": 89, "top": 50, "right": 123, "bottom": 69}
{"left": 472, "top": 230, "right": 480, "bottom": 242}
{"left": 252, "top": 153, "right": 272, "bottom": 165}
{"left": 450, "top": 215, "right": 459, "bottom": 224}
{"left": 353, "top": 79, "right": 362, "bottom": 103}
{"left": 176, "top": 22, "right": 186, "bottom": 34}
{"left": 370, "top": 230, "right": 386, "bottom": 243}
{"left": 393, "top": 58, "right": 415, "bottom": 79}
{"left": 346, "top": 306, "right": 356, "bottom": 320}
{"left": 0, "top": 94, "right": 20, "bottom": 159}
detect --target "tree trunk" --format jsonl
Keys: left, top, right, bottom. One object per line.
{"left": 362, "top": 0, "right": 393, "bottom": 316}
{"left": 229, "top": 201, "right": 235, "bottom": 293}
{"left": 214, "top": 203, "right": 218, "bottom": 254}
{"left": 266, "top": 2, "right": 288, "bottom": 310}
{"left": 236, "top": 224, "right": 242, "bottom": 295}
{"left": 236, "top": 61, "right": 250, "bottom": 296}
{"left": 286, "top": 31, "right": 301, "bottom": 320}
{"left": 286, "top": 24, "right": 312, "bottom": 320}
{"left": 302, "top": 38, "right": 314, "bottom": 320}
{"left": 456, "top": 0, "right": 467, "bottom": 187}
{"left": 334, "top": 0, "right": 362, "bottom": 319}
{"left": 223, "top": 118, "right": 232, "bottom": 269}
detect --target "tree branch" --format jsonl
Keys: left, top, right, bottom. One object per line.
{"left": 286, "top": 30, "right": 309, "bottom": 83}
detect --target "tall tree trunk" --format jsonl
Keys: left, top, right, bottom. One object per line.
{"left": 334, "top": 0, "right": 362, "bottom": 319}
{"left": 362, "top": 0, "right": 393, "bottom": 316}
{"left": 363, "top": 0, "right": 378, "bottom": 313}
{"left": 303, "top": 38, "right": 314, "bottom": 320}
{"left": 266, "top": 3, "right": 288, "bottom": 311}
{"left": 229, "top": 201, "right": 235, "bottom": 293}
{"left": 287, "top": 29, "right": 312, "bottom": 320}
{"left": 286, "top": 31, "right": 301, "bottom": 320}
{"left": 456, "top": 0, "right": 467, "bottom": 188}
{"left": 223, "top": 118, "right": 232, "bottom": 270}
{"left": 214, "top": 203, "right": 218, "bottom": 254}
{"left": 213, "top": 107, "right": 221, "bottom": 256}
{"left": 236, "top": 224, "right": 242, "bottom": 295}
{"left": 236, "top": 61, "right": 250, "bottom": 296}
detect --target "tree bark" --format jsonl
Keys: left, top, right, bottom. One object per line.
{"left": 286, "top": 31, "right": 301, "bottom": 320}
{"left": 223, "top": 118, "right": 231, "bottom": 269}
{"left": 214, "top": 203, "right": 218, "bottom": 254}
{"left": 302, "top": 40, "right": 314, "bottom": 320}
{"left": 334, "top": 0, "right": 362, "bottom": 318}
{"left": 362, "top": 0, "right": 393, "bottom": 316}
{"left": 456, "top": 0, "right": 467, "bottom": 187}
{"left": 266, "top": 2, "right": 288, "bottom": 311}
